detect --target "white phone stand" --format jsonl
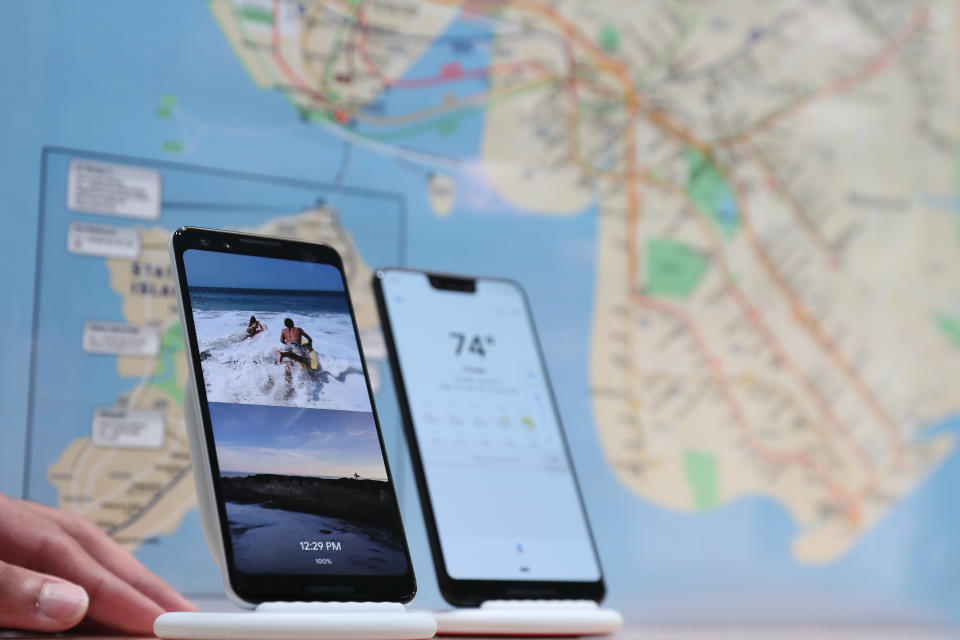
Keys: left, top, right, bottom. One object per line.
{"left": 157, "top": 602, "right": 437, "bottom": 640}
{"left": 431, "top": 600, "right": 623, "bottom": 636}
{"left": 153, "top": 383, "right": 437, "bottom": 640}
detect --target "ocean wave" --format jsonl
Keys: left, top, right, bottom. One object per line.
{"left": 194, "top": 310, "right": 370, "bottom": 411}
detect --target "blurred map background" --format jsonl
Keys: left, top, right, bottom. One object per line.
{"left": 1, "top": 0, "right": 959, "bottom": 623}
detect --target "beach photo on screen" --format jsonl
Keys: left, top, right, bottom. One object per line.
{"left": 183, "top": 249, "right": 370, "bottom": 411}
{"left": 211, "top": 402, "right": 407, "bottom": 576}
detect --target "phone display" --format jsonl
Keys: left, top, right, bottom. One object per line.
{"left": 375, "top": 269, "right": 603, "bottom": 603}
{"left": 172, "top": 228, "right": 415, "bottom": 603}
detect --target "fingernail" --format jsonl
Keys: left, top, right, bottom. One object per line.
{"left": 37, "top": 582, "right": 88, "bottom": 623}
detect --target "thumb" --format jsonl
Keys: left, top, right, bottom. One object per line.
{"left": 0, "top": 559, "right": 89, "bottom": 632}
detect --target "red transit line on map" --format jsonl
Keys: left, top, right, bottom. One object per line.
{"left": 351, "top": 3, "right": 555, "bottom": 91}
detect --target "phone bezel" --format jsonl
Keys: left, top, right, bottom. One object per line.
{"left": 171, "top": 227, "right": 417, "bottom": 604}
{"left": 373, "top": 266, "right": 606, "bottom": 607}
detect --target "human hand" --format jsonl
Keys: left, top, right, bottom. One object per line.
{"left": 0, "top": 493, "right": 196, "bottom": 634}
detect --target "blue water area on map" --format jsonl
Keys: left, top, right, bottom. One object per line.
{"left": 715, "top": 189, "right": 739, "bottom": 231}
{"left": 376, "top": 19, "right": 494, "bottom": 116}
{"left": 353, "top": 18, "right": 492, "bottom": 161}
{"left": 590, "top": 414, "right": 960, "bottom": 623}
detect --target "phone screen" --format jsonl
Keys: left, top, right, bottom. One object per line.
{"left": 179, "top": 248, "right": 409, "bottom": 582}
{"left": 379, "top": 270, "right": 601, "bottom": 583}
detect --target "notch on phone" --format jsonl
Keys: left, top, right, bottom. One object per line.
{"left": 427, "top": 274, "right": 476, "bottom": 292}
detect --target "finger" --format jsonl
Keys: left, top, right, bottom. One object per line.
{"left": 0, "top": 559, "right": 88, "bottom": 632}
{"left": 31, "top": 504, "right": 195, "bottom": 613}
{"left": 21, "top": 529, "right": 166, "bottom": 635}
{"left": 0, "top": 497, "right": 169, "bottom": 634}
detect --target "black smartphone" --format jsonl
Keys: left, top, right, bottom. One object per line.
{"left": 373, "top": 267, "right": 605, "bottom": 606}
{"left": 170, "top": 227, "right": 416, "bottom": 605}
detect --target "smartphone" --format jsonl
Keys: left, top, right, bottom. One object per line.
{"left": 373, "top": 268, "right": 605, "bottom": 606}
{"left": 170, "top": 227, "right": 416, "bottom": 605}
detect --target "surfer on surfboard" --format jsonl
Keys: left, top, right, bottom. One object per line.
{"left": 275, "top": 317, "right": 313, "bottom": 367}
{"left": 244, "top": 315, "right": 266, "bottom": 339}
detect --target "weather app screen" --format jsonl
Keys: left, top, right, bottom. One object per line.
{"left": 382, "top": 270, "right": 601, "bottom": 582}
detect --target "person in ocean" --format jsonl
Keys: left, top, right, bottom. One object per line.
{"left": 275, "top": 317, "right": 313, "bottom": 366}
{"left": 244, "top": 315, "right": 266, "bottom": 339}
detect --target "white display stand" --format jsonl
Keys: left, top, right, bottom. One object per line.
{"left": 153, "top": 383, "right": 437, "bottom": 640}
{"left": 432, "top": 600, "right": 623, "bottom": 636}
{"left": 156, "top": 602, "right": 437, "bottom": 640}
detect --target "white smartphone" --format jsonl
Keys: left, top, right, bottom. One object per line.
{"left": 170, "top": 227, "right": 417, "bottom": 606}
{"left": 373, "top": 267, "right": 604, "bottom": 606}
